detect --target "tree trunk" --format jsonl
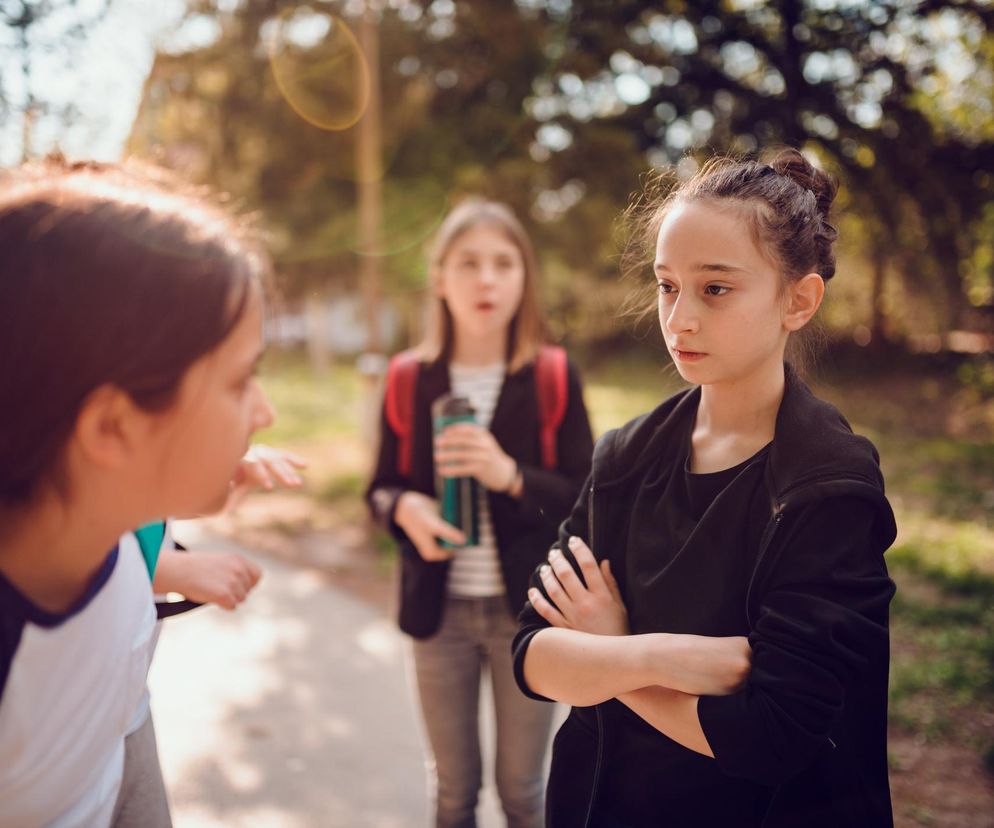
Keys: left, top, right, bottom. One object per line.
{"left": 870, "top": 246, "right": 887, "bottom": 345}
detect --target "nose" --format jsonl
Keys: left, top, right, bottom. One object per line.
{"left": 477, "top": 261, "right": 499, "bottom": 287}
{"left": 663, "top": 291, "right": 700, "bottom": 335}
{"left": 252, "top": 385, "right": 276, "bottom": 432}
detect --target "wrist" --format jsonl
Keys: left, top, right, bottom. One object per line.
{"left": 394, "top": 491, "right": 415, "bottom": 525}
{"left": 501, "top": 457, "right": 520, "bottom": 494}
{"left": 641, "top": 632, "right": 675, "bottom": 687}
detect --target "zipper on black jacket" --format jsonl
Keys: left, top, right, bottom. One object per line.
{"left": 587, "top": 481, "right": 595, "bottom": 550}
{"left": 583, "top": 705, "right": 605, "bottom": 828}
{"left": 746, "top": 505, "right": 785, "bottom": 627}
{"left": 582, "top": 480, "right": 603, "bottom": 828}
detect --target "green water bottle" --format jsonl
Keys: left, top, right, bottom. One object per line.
{"left": 432, "top": 393, "right": 479, "bottom": 548}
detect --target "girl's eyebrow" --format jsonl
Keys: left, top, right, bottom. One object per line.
{"left": 654, "top": 261, "right": 746, "bottom": 274}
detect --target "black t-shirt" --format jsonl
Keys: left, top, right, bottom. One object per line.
{"left": 624, "top": 429, "right": 771, "bottom": 638}
{"left": 599, "top": 433, "right": 776, "bottom": 824}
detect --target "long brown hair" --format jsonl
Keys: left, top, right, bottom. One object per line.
{"left": 418, "top": 199, "right": 547, "bottom": 373}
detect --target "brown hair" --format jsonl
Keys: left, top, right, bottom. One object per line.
{"left": 0, "top": 156, "right": 271, "bottom": 505}
{"left": 418, "top": 199, "right": 547, "bottom": 373}
{"left": 622, "top": 148, "right": 839, "bottom": 363}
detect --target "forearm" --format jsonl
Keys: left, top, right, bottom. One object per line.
{"left": 151, "top": 548, "right": 188, "bottom": 594}
{"left": 523, "top": 628, "right": 663, "bottom": 706}
{"left": 617, "top": 687, "right": 713, "bottom": 757}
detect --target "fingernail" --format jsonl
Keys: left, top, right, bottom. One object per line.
{"left": 568, "top": 536, "right": 580, "bottom": 549}
{"left": 548, "top": 548, "right": 560, "bottom": 560}
{"left": 540, "top": 565, "right": 551, "bottom": 577}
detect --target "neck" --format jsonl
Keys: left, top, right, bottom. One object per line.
{"left": 697, "top": 359, "right": 786, "bottom": 439}
{"left": 450, "top": 328, "right": 507, "bottom": 367}
{"left": 0, "top": 491, "right": 127, "bottom": 614}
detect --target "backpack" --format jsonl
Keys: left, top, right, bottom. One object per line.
{"left": 384, "top": 345, "right": 569, "bottom": 477}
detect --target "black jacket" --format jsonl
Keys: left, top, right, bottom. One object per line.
{"left": 367, "top": 354, "right": 594, "bottom": 639}
{"left": 513, "top": 364, "right": 897, "bottom": 827}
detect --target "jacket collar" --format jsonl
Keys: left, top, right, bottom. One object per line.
{"left": 593, "top": 362, "right": 886, "bottom": 503}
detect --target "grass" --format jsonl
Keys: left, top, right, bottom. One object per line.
{"left": 253, "top": 351, "right": 364, "bottom": 446}
{"left": 254, "top": 348, "right": 994, "bottom": 770}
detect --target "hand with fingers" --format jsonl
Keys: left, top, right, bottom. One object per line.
{"left": 233, "top": 444, "right": 307, "bottom": 491}
{"left": 434, "top": 423, "right": 520, "bottom": 494}
{"left": 658, "top": 634, "right": 753, "bottom": 697}
{"left": 226, "top": 444, "right": 308, "bottom": 510}
{"left": 528, "top": 535, "right": 630, "bottom": 636}
{"left": 527, "top": 537, "right": 752, "bottom": 697}
{"left": 154, "top": 549, "right": 262, "bottom": 611}
{"left": 394, "top": 491, "right": 467, "bottom": 561}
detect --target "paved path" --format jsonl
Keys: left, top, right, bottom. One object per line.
{"left": 149, "top": 521, "right": 558, "bottom": 827}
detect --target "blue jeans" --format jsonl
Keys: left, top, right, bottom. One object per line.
{"left": 412, "top": 595, "right": 555, "bottom": 828}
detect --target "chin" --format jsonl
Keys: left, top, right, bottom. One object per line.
{"left": 181, "top": 486, "right": 231, "bottom": 519}
{"left": 204, "top": 487, "right": 232, "bottom": 515}
{"left": 669, "top": 357, "right": 702, "bottom": 384}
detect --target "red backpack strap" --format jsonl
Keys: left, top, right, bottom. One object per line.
{"left": 534, "top": 345, "right": 568, "bottom": 469}
{"left": 385, "top": 350, "right": 421, "bottom": 477}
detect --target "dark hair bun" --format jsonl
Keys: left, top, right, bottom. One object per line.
{"left": 769, "top": 148, "right": 838, "bottom": 220}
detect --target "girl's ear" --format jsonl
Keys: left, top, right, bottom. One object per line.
{"left": 71, "top": 385, "right": 147, "bottom": 470}
{"left": 783, "top": 273, "right": 825, "bottom": 332}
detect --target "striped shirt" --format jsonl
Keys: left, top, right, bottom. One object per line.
{"left": 447, "top": 362, "right": 507, "bottom": 597}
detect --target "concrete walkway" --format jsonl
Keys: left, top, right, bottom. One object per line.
{"left": 149, "top": 521, "right": 554, "bottom": 827}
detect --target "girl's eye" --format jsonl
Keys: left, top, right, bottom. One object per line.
{"left": 704, "top": 285, "right": 730, "bottom": 296}
{"left": 235, "top": 370, "right": 259, "bottom": 393}
{"left": 656, "top": 282, "right": 675, "bottom": 295}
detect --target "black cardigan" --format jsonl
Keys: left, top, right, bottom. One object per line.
{"left": 513, "top": 364, "right": 898, "bottom": 827}
{"left": 366, "top": 354, "right": 594, "bottom": 639}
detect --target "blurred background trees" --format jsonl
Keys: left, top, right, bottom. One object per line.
{"left": 0, "top": 0, "right": 113, "bottom": 161}
{"left": 113, "top": 0, "right": 994, "bottom": 358}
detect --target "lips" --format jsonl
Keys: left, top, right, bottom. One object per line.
{"left": 670, "top": 346, "right": 707, "bottom": 361}
{"left": 476, "top": 301, "right": 496, "bottom": 312}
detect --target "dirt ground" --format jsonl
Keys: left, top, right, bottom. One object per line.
{"left": 203, "top": 491, "right": 994, "bottom": 828}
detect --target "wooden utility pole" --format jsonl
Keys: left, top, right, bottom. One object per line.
{"left": 355, "top": 1, "right": 386, "bottom": 453}
{"left": 356, "top": 1, "right": 383, "bottom": 355}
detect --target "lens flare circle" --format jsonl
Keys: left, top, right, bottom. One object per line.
{"left": 268, "top": 8, "right": 370, "bottom": 132}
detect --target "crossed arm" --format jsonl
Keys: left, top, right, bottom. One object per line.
{"left": 521, "top": 536, "right": 751, "bottom": 758}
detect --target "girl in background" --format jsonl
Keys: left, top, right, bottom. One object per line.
{"left": 367, "top": 199, "right": 594, "bottom": 828}
{"left": 514, "top": 149, "right": 897, "bottom": 827}
{"left": 0, "top": 157, "right": 277, "bottom": 827}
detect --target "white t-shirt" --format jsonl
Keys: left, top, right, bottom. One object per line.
{"left": 0, "top": 533, "right": 157, "bottom": 828}
{"left": 447, "top": 362, "right": 507, "bottom": 597}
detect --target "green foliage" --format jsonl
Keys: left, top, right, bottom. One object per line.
{"left": 125, "top": 0, "right": 994, "bottom": 347}
{"left": 958, "top": 355, "right": 994, "bottom": 400}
